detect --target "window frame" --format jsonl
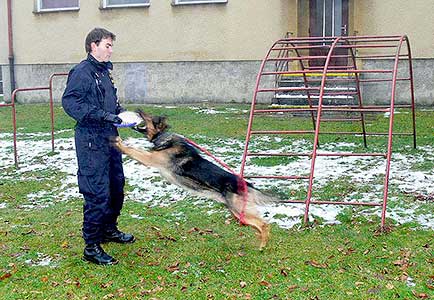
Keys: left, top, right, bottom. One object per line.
{"left": 101, "top": 0, "right": 151, "bottom": 9}
{"left": 172, "top": 0, "right": 227, "bottom": 5}
{"left": 34, "top": 0, "right": 80, "bottom": 13}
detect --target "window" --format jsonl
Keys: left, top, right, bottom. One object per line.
{"left": 172, "top": 0, "right": 227, "bottom": 5}
{"left": 35, "top": 0, "right": 79, "bottom": 12}
{"left": 101, "top": 0, "right": 150, "bottom": 8}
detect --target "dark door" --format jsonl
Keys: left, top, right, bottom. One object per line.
{"left": 309, "top": 0, "right": 349, "bottom": 67}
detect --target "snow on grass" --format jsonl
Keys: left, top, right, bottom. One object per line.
{"left": 24, "top": 253, "right": 57, "bottom": 267}
{"left": 0, "top": 130, "right": 433, "bottom": 229}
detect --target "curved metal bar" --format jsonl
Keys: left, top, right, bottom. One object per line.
{"left": 289, "top": 42, "right": 317, "bottom": 130}
{"left": 380, "top": 35, "right": 406, "bottom": 229}
{"left": 240, "top": 40, "right": 281, "bottom": 176}
{"left": 346, "top": 38, "right": 368, "bottom": 147}
{"left": 304, "top": 36, "right": 344, "bottom": 225}
{"left": 10, "top": 86, "right": 50, "bottom": 168}
{"left": 404, "top": 36, "right": 417, "bottom": 148}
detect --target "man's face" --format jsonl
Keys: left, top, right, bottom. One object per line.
{"left": 91, "top": 38, "right": 113, "bottom": 62}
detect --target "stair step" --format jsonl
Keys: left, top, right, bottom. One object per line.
{"left": 274, "top": 94, "right": 354, "bottom": 99}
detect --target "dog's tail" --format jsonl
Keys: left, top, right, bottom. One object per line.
{"left": 246, "top": 186, "right": 280, "bottom": 205}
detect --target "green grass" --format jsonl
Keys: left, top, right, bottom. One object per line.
{"left": 0, "top": 103, "right": 433, "bottom": 299}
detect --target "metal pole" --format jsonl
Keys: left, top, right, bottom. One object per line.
{"left": 48, "top": 73, "right": 68, "bottom": 152}
{"left": 11, "top": 89, "right": 18, "bottom": 167}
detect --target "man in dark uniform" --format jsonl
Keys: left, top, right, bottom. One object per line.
{"left": 62, "top": 28, "right": 135, "bottom": 265}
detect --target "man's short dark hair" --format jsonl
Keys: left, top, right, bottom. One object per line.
{"left": 85, "top": 28, "right": 116, "bottom": 53}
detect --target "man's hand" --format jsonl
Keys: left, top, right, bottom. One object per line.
{"left": 114, "top": 111, "right": 143, "bottom": 128}
{"left": 104, "top": 113, "right": 122, "bottom": 124}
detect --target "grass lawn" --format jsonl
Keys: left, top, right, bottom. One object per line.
{"left": 0, "top": 103, "right": 433, "bottom": 299}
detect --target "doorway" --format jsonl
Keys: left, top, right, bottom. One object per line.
{"left": 309, "top": 0, "right": 349, "bottom": 67}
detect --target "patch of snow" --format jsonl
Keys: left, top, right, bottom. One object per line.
{"left": 25, "top": 253, "right": 56, "bottom": 267}
{"left": 131, "top": 214, "right": 144, "bottom": 220}
{"left": 194, "top": 108, "right": 224, "bottom": 115}
{"left": 406, "top": 276, "right": 416, "bottom": 287}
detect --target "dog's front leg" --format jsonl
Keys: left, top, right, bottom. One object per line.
{"left": 111, "top": 137, "right": 156, "bottom": 167}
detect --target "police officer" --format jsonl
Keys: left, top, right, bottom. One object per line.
{"left": 62, "top": 28, "right": 135, "bottom": 265}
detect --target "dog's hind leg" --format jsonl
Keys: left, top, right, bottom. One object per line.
{"left": 239, "top": 213, "right": 270, "bottom": 250}
{"left": 227, "top": 195, "right": 270, "bottom": 250}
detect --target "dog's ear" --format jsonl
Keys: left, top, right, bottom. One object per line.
{"left": 152, "top": 116, "right": 169, "bottom": 132}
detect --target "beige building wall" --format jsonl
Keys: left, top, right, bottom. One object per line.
{"left": 353, "top": 0, "right": 434, "bottom": 58}
{"left": 2, "top": 1, "right": 432, "bottom": 63}
{"left": 4, "top": 0, "right": 297, "bottom": 65}
{"left": 1, "top": 0, "right": 432, "bottom": 104}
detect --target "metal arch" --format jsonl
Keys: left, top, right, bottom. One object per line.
{"left": 380, "top": 35, "right": 408, "bottom": 227}
{"left": 10, "top": 86, "right": 50, "bottom": 168}
{"left": 240, "top": 34, "right": 417, "bottom": 230}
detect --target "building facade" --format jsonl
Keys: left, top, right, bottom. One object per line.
{"left": 0, "top": 0, "right": 433, "bottom": 105}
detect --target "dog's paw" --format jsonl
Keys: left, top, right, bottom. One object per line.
{"left": 258, "top": 223, "right": 270, "bottom": 251}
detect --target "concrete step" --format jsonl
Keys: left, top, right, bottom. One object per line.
{"left": 273, "top": 76, "right": 358, "bottom": 105}
{"left": 272, "top": 94, "right": 356, "bottom": 106}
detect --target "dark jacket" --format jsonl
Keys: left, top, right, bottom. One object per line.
{"left": 62, "top": 54, "right": 123, "bottom": 127}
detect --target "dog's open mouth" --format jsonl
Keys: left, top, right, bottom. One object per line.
{"left": 135, "top": 122, "right": 146, "bottom": 130}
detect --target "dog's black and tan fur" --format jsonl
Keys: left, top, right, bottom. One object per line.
{"left": 112, "top": 110, "right": 271, "bottom": 249}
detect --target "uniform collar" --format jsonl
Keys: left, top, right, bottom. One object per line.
{"left": 87, "top": 53, "right": 113, "bottom": 72}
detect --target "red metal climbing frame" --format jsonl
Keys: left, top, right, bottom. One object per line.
{"left": 240, "top": 35, "right": 416, "bottom": 229}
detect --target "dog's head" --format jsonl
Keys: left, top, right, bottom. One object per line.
{"left": 133, "top": 109, "right": 169, "bottom": 141}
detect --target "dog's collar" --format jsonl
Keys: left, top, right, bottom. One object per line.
{"left": 151, "top": 132, "right": 174, "bottom": 151}
{"left": 150, "top": 131, "right": 163, "bottom": 143}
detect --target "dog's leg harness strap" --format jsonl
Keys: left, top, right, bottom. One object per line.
{"left": 236, "top": 176, "right": 249, "bottom": 225}
{"left": 185, "top": 138, "right": 249, "bottom": 225}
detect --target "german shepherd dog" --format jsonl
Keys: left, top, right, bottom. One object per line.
{"left": 111, "top": 110, "right": 271, "bottom": 249}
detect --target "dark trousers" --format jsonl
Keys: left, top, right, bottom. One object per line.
{"left": 75, "top": 126, "right": 125, "bottom": 245}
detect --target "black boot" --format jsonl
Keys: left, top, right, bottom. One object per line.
{"left": 102, "top": 228, "right": 135, "bottom": 244}
{"left": 82, "top": 243, "right": 118, "bottom": 265}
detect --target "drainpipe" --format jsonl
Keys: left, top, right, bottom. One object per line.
{"left": 7, "top": 0, "right": 16, "bottom": 98}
